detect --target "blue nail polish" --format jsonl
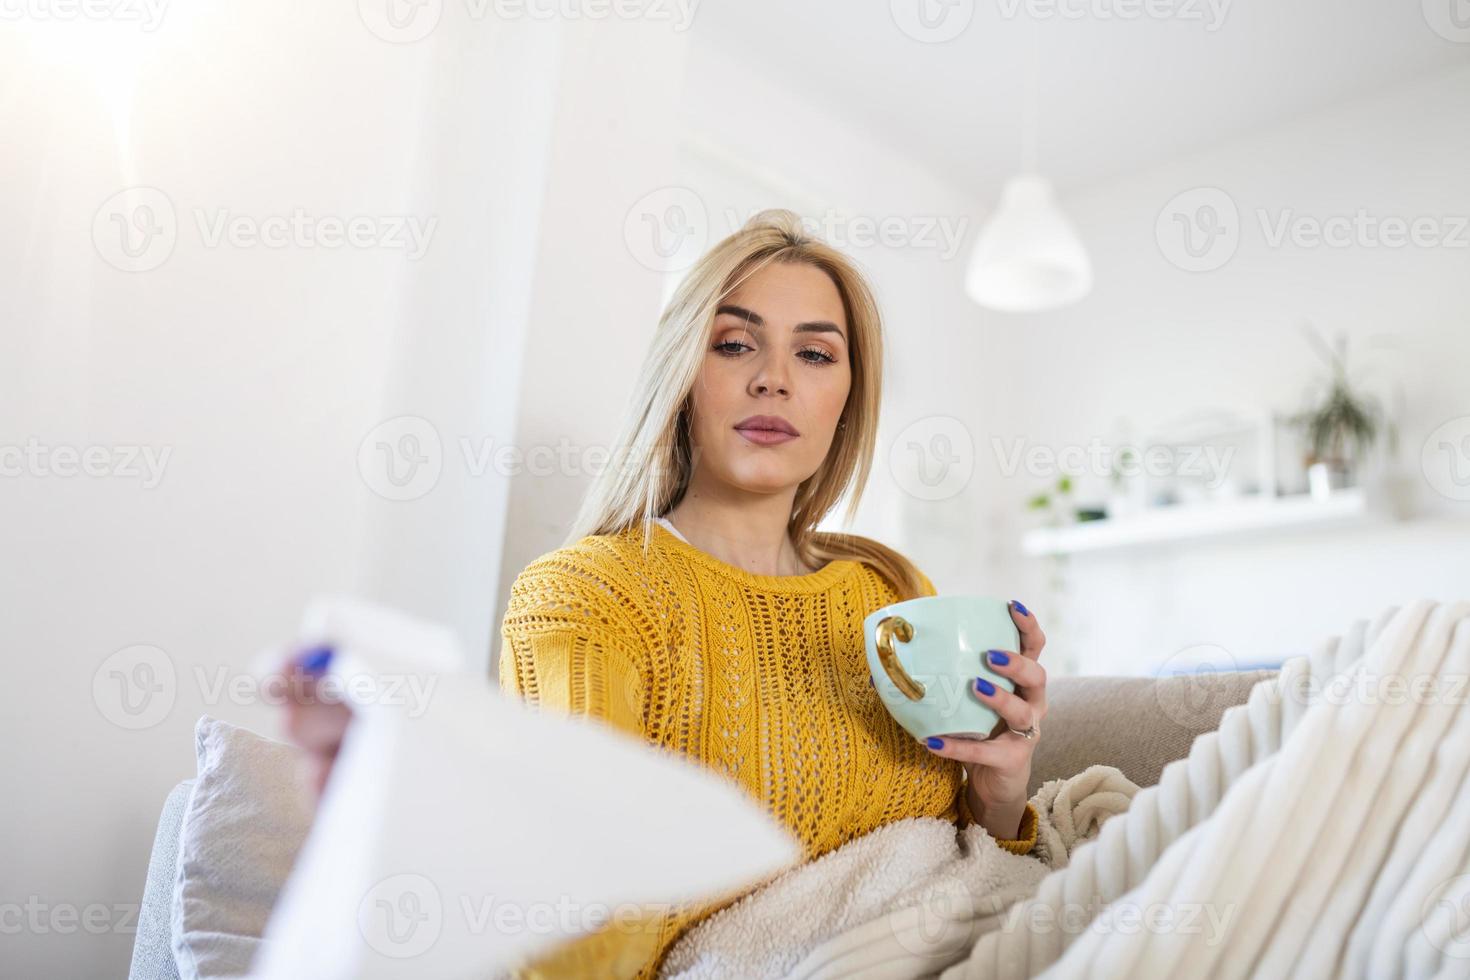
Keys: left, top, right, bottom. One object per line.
{"left": 1011, "top": 599, "right": 1030, "bottom": 617}
{"left": 975, "top": 677, "right": 996, "bottom": 696}
{"left": 987, "top": 649, "right": 1011, "bottom": 666}
{"left": 299, "top": 645, "right": 334, "bottom": 675}
{"left": 926, "top": 736, "right": 944, "bottom": 749}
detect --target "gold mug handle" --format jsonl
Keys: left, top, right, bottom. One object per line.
{"left": 875, "top": 615, "right": 925, "bottom": 702}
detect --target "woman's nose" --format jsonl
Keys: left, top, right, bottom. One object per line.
{"left": 751, "top": 359, "right": 791, "bottom": 396}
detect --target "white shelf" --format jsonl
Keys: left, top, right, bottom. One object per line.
{"left": 1020, "top": 488, "right": 1377, "bottom": 556}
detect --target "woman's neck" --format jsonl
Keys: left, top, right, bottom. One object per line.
{"left": 663, "top": 492, "right": 816, "bottom": 577}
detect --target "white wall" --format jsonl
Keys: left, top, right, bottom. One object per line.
{"left": 975, "top": 63, "right": 1470, "bottom": 674}
{"left": 491, "top": 22, "right": 691, "bottom": 643}
{"left": 0, "top": 8, "right": 684, "bottom": 977}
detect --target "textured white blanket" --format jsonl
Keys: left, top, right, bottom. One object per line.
{"left": 791, "top": 599, "right": 1470, "bottom": 980}
{"left": 658, "top": 765, "right": 1140, "bottom": 979}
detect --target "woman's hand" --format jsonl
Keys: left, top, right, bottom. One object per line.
{"left": 923, "top": 600, "right": 1048, "bottom": 840}
{"left": 265, "top": 646, "right": 352, "bottom": 801}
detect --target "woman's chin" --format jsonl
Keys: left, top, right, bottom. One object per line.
{"left": 723, "top": 464, "right": 806, "bottom": 496}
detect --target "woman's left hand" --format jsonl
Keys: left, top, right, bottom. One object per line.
{"left": 923, "top": 599, "right": 1048, "bottom": 839}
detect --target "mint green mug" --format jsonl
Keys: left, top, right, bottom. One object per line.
{"left": 863, "top": 595, "right": 1020, "bottom": 742}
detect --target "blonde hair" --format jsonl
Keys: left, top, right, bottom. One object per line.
{"left": 564, "top": 208, "right": 927, "bottom": 600}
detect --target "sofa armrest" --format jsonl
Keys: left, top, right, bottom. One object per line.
{"left": 1028, "top": 670, "right": 1276, "bottom": 797}
{"left": 128, "top": 779, "right": 194, "bottom": 980}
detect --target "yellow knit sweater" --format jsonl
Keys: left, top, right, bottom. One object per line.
{"left": 496, "top": 520, "right": 1038, "bottom": 979}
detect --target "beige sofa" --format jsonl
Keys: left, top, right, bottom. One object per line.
{"left": 1026, "top": 669, "right": 1276, "bottom": 797}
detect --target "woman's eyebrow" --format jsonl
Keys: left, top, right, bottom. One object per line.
{"left": 715, "top": 304, "right": 846, "bottom": 341}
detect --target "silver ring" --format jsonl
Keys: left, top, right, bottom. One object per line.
{"left": 1008, "top": 724, "right": 1037, "bottom": 740}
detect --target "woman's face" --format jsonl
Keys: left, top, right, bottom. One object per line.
{"left": 686, "top": 260, "right": 853, "bottom": 497}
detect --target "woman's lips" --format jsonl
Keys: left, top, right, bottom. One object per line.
{"left": 735, "top": 427, "right": 799, "bottom": 446}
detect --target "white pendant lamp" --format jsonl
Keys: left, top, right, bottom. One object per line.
{"left": 965, "top": 26, "right": 1092, "bottom": 313}
{"left": 965, "top": 174, "right": 1092, "bottom": 312}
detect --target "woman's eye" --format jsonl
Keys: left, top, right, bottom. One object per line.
{"left": 713, "top": 340, "right": 750, "bottom": 356}
{"left": 799, "top": 347, "right": 838, "bottom": 365}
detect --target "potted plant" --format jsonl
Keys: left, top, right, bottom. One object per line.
{"left": 1026, "top": 475, "right": 1075, "bottom": 527}
{"left": 1286, "top": 325, "right": 1385, "bottom": 500}
{"left": 1106, "top": 446, "right": 1142, "bottom": 518}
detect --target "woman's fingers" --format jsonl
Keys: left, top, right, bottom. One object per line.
{"left": 923, "top": 732, "right": 1019, "bottom": 767}
{"left": 303, "top": 752, "right": 336, "bottom": 798}
{"left": 285, "top": 699, "right": 351, "bottom": 753}
{"left": 980, "top": 648, "right": 1048, "bottom": 720}
{"left": 1009, "top": 600, "right": 1046, "bottom": 661}
{"left": 971, "top": 676, "right": 1038, "bottom": 733}
{"left": 270, "top": 646, "right": 350, "bottom": 801}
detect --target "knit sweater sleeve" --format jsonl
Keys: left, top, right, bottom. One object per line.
{"left": 496, "top": 547, "right": 655, "bottom": 743}
{"left": 956, "top": 781, "right": 1040, "bottom": 855}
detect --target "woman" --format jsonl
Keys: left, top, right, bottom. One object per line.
{"left": 284, "top": 209, "right": 1049, "bottom": 979}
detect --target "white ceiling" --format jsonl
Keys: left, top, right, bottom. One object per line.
{"left": 687, "top": 0, "right": 1470, "bottom": 196}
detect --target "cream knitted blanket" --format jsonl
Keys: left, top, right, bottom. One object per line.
{"left": 658, "top": 765, "right": 1140, "bottom": 979}
{"left": 786, "top": 599, "right": 1470, "bottom": 979}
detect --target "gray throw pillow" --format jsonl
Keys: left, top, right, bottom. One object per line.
{"left": 171, "top": 716, "right": 314, "bottom": 979}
